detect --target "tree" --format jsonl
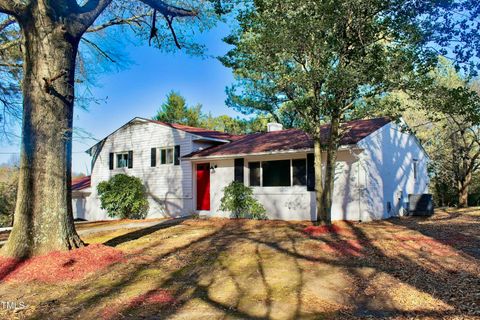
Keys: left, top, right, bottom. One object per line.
{"left": 154, "top": 91, "right": 283, "bottom": 134}
{"left": 422, "top": 65, "right": 480, "bottom": 207}
{"left": 153, "top": 91, "right": 205, "bottom": 127}
{"left": 97, "top": 174, "right": 149, "bottom": 219}
{"left": 358, "top": 58, "right": 480, "bottom": 208}
{"left": 221, "top": 0, "right": 434, "bottom": 224}
{"left": 0, "top": 0, "right": 227, "bottom": 258}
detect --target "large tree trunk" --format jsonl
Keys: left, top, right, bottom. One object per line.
{"left": 2, "top": 14, "right": 84, "bottom": 258}
{"left": 321, "top": 115, "right": 340, "bottom": 225}
{"left": 457, "top": 172, "right": 471, "bottom": 208}
{"left": 314, "top": 137, "right": 328, "bottom": 224}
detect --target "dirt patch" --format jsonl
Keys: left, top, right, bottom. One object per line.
{"left": 0, "top": 244, "right": 124, "bottom": 283}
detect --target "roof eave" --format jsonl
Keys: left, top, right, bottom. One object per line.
{"left": 183, "top": 144, "right": 361, "bottom": 161}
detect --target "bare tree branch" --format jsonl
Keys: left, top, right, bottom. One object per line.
{"left": 163, "top": 14, "right": 181, "bottom": 49}
{"left": 139, "top": 0, "right": 197, "bottom": 18}
{"left": 80, "top": 37, "right": 115, "bottom": 63}
{"left": 0, "top": 62, "right": 21, "bottom": 68}
{"left": 86, "top": 14, "right": 150, "bottom": 33}
{"left": 74, "top": 0, "right": 114, "bottom": 36}
{"left": 75, "top": 0, "right": 196, "bottom": 37}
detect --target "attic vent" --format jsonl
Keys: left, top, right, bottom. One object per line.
{"left": 267, "top": 123, "right": 283, "bottom": 132}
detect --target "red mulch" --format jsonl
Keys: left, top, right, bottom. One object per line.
{"left": 303, "top": 225, "right": 346, "bottom": 237}
{"left": 129, "top": 289, "right": 176, "bottom": 306}
{"left": 102, "top": 289, "right": 176, "bottom": 320}
{"left": 0, "top": 244, "right": 124, "bottom": 283}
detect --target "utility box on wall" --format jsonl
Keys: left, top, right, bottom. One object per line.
{"left": 408, "top": 194, "right": 434, "bottom": 216}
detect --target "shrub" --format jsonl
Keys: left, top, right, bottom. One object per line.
{"left": 97, "top": 174, "right": 149, "bottom": 219}
{"left": 220, "top": 181, "right": 267, "bottom": 220}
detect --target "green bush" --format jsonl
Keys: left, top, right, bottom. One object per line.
{"left": 97, "top": 174, "right": 149, "bottom": 219}
{"left": 220, "top": 181, "right": 267, "bottom": 220}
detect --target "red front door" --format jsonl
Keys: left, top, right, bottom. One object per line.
{"left": 196, "top": 163, "right": 210, "bottom": 211}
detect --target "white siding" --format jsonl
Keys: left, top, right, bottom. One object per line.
{"left": 201, "top": 151, "right": 362, "bottom": 221}
{"left": 358, "top": 122, "right": 429, "bottom": 221}
{"left": 72, "top": 189, "right": 90, "bottom": 220}
{"left": 83, "top": 120, "right": 215, "bottom": 221}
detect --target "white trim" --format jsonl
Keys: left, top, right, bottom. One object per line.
{"left": 190, "top": 135, "right": 231, "bottom": 144}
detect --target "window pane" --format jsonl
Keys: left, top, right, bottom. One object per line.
{"left": 161, "top": 149, "right": 166, "bottom": 164}
{"left": 117, "top": 153, "right": 128, "bottom": 168}
{"left": 166, "top": 148, "right": 174, "bottom": 164}
{"left": 262, "top": 160, "right": 291, "bottom": 187}
{"left": 292, "top": 159, "right": 307, "bottom": 186}
{"left": 249, "top": 162, "right": 261, "bottom": 186}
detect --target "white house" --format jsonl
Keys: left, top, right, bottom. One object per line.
{"left": 72, "top": 117, "right": 429, "bottom": 222}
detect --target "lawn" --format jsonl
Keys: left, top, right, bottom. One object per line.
{"left": 0, "top": 208, "right": 478, "bottom": 319}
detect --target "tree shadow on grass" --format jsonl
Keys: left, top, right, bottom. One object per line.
{"left": 282, "top": 219, "right": 480, "bottom": 318}
{"left": 103, "top": 217, "right": 188, "bottom": 247}
{"left": 388, "top": 212, "right": 480, "bottom": 259}
{"left": 119, "top": 218, "right": 479, "bottom": 319}
{"left": 30, "top": 223, "right": 230, "bottom": 319}
{"left": 23, "top": 216, "right": 480, "bottom": 319}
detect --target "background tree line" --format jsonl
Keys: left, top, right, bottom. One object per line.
{"left": 153, "top": 91, "right": 303, "bottom": 134}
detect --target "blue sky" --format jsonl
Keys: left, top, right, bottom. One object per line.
{"left": 0, "top": 20, "right": 242, "bottom": 174}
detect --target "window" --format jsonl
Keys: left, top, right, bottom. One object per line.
{"left": 262, "top": 160, "right": 291, "bottom": 187}
{"left": 249, "top": 162, "right": 261, "bottom": 186}
{"left": 292, "top": 159, "right": 307, "bottom": 186}
{"left": 161, "top": 149, "right": 166, "bottom": 164}
{"left": 160, "top": 147, "right": 174, "bottom": 165}
{"left": 116, "top": 153, "right": 129, "bottom": 168}
{"left": 249, "top": 158, "right": 308, "bottom": 187}
{"left": 166, "top": 148, "right": 174, "bottom": 164}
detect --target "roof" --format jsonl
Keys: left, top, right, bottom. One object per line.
{"left": 86, "top": 117, "right": 243, "bottom": 155}
{"left": 183, "top": 117, "right": 391, "bottom": 159}
{"left": 147, "top": 119, "right": 244, "bottom": 141}
{"left": 72, "top": 176, "right": 91, "bottom": 191}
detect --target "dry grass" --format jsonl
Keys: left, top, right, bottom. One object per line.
{"left": 0, "top": 208, "right": 479, "bottom": 319}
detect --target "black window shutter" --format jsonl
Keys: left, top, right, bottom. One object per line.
{"left": 307, "top": 153, "right": 315, "bottom": 191}
{"left": 151, "top": 148, "right": 156, "bottom": 167}
{"left": 234, "top": 158, "right": 244, "bottom": 183}
{"left": 109, "top": 153, "right": 114, "bottom": 170}
{"left": 174, "top": 145, "right": 180, "bottom": 165}
{"left": 128, "top": 151, "right": 133, "bottom": 168}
